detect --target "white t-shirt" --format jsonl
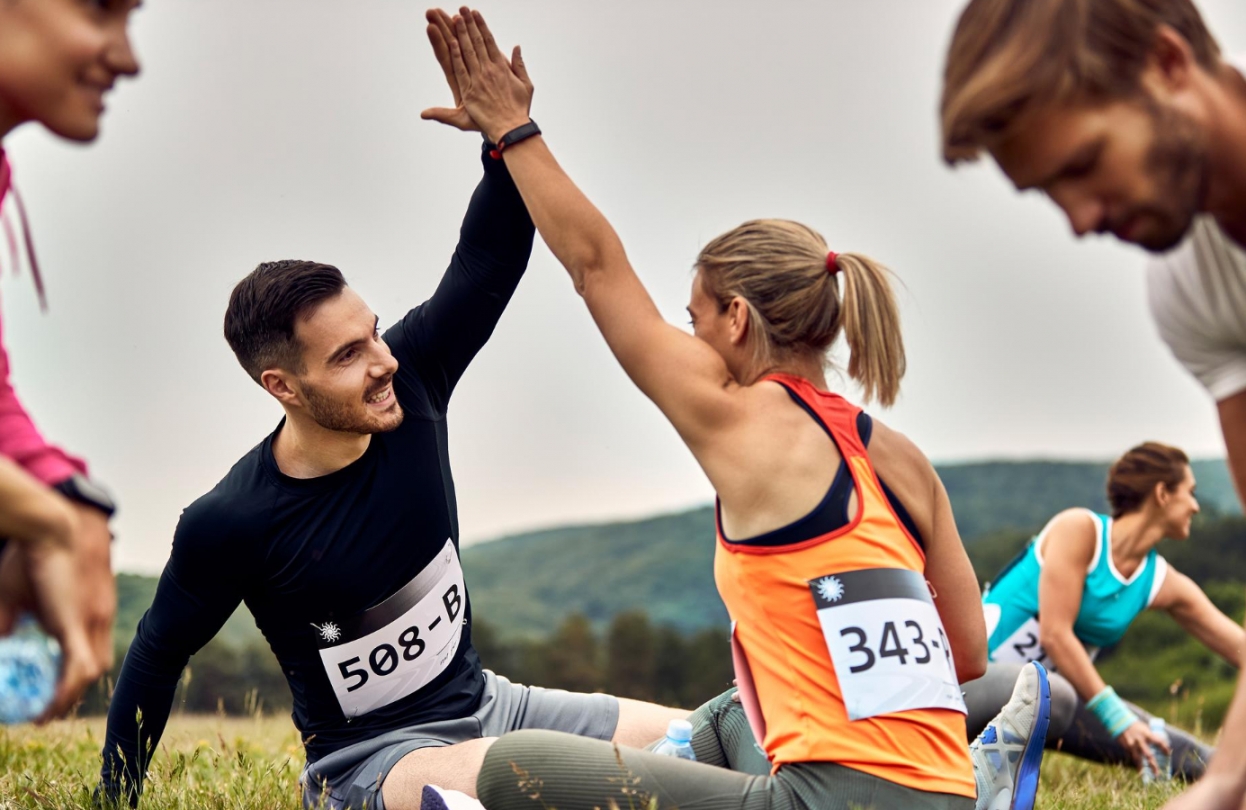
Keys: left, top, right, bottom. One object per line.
{"left": 1147, "top": 216, "right": 1246, "bottom": 401}
{"left": 1146, "top": 56, "right": 1246, "bottom": 402}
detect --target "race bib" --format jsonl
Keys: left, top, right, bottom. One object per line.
{"left": 989, "top": 616, "right": 1096, "bottom": 671}
{"left": 315, "top": 538, "right": 466, "bottom": 718}
{"left": 810, "top": 568, "right": 967, "bottom": 721}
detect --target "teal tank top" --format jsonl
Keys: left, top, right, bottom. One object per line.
{"left": 982, "top": 509, "right": 1167, "bottom": 669}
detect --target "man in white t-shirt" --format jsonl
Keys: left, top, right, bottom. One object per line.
{"left": 940, "top": 2, "right": 1246, "bottom": 808}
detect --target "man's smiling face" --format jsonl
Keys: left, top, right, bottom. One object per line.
{"left": 287, "top": 287, "right": 404, "bottom": 435}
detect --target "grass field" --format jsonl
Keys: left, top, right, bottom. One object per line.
{"left": 0, "top": 715, "right": 1197, "bottom": 809}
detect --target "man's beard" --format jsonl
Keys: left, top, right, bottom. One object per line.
{"left": 1131, "top": 97, "right": 1210, "bottom": 253}
{"left": 301, "top": 378, "right": 404, "bottom": 435}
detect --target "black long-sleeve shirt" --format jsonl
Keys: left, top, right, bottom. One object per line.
{"left": 99, "top": 143, "right": 534, "bottom": 803}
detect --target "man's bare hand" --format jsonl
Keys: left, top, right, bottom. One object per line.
{"left": 421, "top": 8, "right": 533, "bottom": 143}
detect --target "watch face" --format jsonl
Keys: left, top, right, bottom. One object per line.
{"left": 67, "top": 474, "right": 116, "bottom": 514}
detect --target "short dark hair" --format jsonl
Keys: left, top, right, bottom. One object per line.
{"left": 224, "top": 260, "right": 347, "bottom": 384}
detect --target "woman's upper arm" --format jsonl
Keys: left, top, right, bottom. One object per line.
{"left": 870, "top": 423, "right": 985, "bottom": 678}
{"left": 925, "top": 470, "right": 988, "bottom": 678}
{"left": 578, "top": 262, "right": 743, "bottom": 443}
{"left": 1036, "top": 511, "right": 1096, "bottom": 641}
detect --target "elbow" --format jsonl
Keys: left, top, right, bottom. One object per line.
{"left": 571, "top": 258, "right": 608, "bottom": 299}
{"left": 959, "top": 648, "right": 988, "bottom": 683}
{"left": 1038, "top": 626, "right": 1074, "bottom": 661}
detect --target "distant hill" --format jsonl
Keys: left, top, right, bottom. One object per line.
{"left": 113, "top": 458, "right": 1240, "bottom": 643}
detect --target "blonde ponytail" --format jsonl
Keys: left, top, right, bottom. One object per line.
{"left": 697, "top": 220, "right": 907, "bottom": 406}
{"left": 836, "top": 253, "right": 905, "bottom": 407}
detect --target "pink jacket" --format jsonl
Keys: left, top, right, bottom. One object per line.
{"left": 0, "top": 152, "right": 87, "bottom": 486}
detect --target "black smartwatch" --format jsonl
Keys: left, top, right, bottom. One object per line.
{"left": 53, "top": 473, "right": 117, "bottom": 518}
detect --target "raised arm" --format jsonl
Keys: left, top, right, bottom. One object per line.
{"left": 422, "top": 9, "right": 740, "bottom": 447}
{"left": 98, "top": 507, "right": 247, "bottom": 806}
{"left": 384, "top": 140, "right": 535, "bottom": 416}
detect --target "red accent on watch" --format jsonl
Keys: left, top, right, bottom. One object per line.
{"left": 488, "top": 120, "right": 541, "bottom": 160}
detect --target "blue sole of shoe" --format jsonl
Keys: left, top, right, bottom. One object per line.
{"left": 422, "top": 785, "right": 452, "bottom": 810}
{"left": 1010, "top": 663, "right": 1052, "bottom": 810}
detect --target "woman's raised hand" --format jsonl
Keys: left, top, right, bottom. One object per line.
{"left": 422, "top": 8, "right": 533, "bottom": 143}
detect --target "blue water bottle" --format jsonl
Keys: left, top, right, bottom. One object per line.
{"left": 1142, "top": 717, "right": 1172, "bottom": 784}
{"left": 652, "top": 719, "right": 696, "bottom": 761}
{"left": 0, "top": 615, "right": 61, "bottom": 724}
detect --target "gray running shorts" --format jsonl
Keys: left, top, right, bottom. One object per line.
{"left": 300, "top": 669, "right": 620, "bottom": 810}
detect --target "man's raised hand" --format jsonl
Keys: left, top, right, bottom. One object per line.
{"left": 421, "top": 8, "right": 533, "bottom": 144}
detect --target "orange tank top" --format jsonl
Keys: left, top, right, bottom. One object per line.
{"left": 713, "top": 374, "right": 974, "bottom": 798}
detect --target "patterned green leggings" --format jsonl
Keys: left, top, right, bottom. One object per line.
{"left": 477, "top": 690, "right": 974, "bottom": 810}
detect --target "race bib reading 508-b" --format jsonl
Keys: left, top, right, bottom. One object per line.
{"left": 809, "top": 567, "right": 967, "bottom": 721}
{"left": 316, "top": 538, "right": 466, "bottom": 718}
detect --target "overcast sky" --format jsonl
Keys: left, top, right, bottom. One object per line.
{"left": 5, "top": 0, "right": 1245, "bottom": 574}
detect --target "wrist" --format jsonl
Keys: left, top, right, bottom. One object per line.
{"left": 1085, "top": 686, "right": 1139, "bottom": 737}
{"left": 53, "top": 473, "right": 116, "bottom": 519}
{"left": 485, "top": 118, "right": 534, "bottom": 145}
{"left": 487, "top": 120, "right": 541, "bottom": 160}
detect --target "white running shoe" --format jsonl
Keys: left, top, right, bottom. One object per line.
{"left": 970, "top": 662, "right": 1051, "bottom": 810}
{"left": 421, "top": 785, "right": 487, "bottom": 810}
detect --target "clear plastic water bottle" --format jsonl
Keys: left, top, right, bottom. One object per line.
{"left": 0, "top": 615, "right": 61, "bottom": 724}
{"left": 652, "top": 718, "right": 696, "bottom": 761}
{"left": 1142, "top": 717, "right": 1172, "bottom": 784}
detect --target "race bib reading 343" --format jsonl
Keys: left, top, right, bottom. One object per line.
{"left": 809, "top": 568, "right": 967, "bottom": 721}
{"left": 316, "top": 538, "right": 465, "bottom": 718}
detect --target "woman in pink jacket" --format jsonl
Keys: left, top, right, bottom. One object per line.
{"left": 0, "top": 0, "right": 141, "bottom": 719}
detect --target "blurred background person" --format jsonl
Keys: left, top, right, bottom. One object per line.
{"left": 0, "top": 0, "right": 143, "bottom": 717}
{"left": 966, "top": 442, "right": 1236, "bottom": 779}
{"left": 940, "top": 1, "right": 1246, "bottom": 806}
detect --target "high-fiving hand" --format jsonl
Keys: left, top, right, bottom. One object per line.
{"left": 422, "top": 8, "right": 534, "bottom": 145}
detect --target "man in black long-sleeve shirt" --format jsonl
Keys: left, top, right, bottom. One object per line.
{"left": 98, "top": 143, "right": 686, "bottom": 810}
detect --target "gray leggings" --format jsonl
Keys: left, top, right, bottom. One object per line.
{"left": 477, "top": 689, "right": 973, "bottom": 810}
{"left": 962, "top": 662, "right": 1212, "bottom": 780}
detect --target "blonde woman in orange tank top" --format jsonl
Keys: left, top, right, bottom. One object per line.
{"left": 421, "top": 9, "right": 1051, "bottom": 810}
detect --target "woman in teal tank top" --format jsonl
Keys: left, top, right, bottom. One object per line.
{"left": 963, "top": 443, "right": 1242, "bottom": 779}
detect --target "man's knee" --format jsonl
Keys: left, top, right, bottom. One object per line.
{"left": 612, "top": 697, "right": 688, "bottom": 747}
{"left": 381, "top": 738, "right": 496, "bottom": 810}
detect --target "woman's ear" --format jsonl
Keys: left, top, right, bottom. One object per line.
{"left": 726, "top": 296, "right": 751, "bottom": 347}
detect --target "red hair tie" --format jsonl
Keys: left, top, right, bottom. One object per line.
{"left": 826, "top": 251, "right": 839, "bottom": 275}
